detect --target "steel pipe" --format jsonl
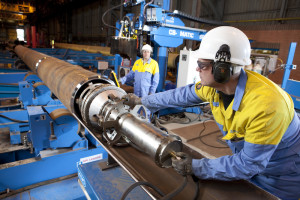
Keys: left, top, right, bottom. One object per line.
{"left": 14, "top": 45, "right": 111, "bottom": 114}
{"left": 14, "top": 45, "right": 182, "bottom": 167}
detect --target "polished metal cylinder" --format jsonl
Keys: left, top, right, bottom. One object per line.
{"left": 117, "top": 113, "right": 182, "bottom": 167}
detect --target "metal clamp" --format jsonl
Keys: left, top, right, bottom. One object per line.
{"left": 282, "top": 64, "right": 297, "bottom": 70}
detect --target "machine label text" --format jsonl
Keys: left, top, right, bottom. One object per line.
{"left": 169, "top": 29, "right": 177, "bottom": 36}
{"left": 79, "top": 153, "right": 103, "bottom": 164}
{"left": 180, "top": 31, "right": 194, "bottom": 38}
{"left": 166, "top": 17, "right": 175, "bottom": 24}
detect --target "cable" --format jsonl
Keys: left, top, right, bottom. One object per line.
{"left": 265, "top": 66, "right": 285, "bottom": 76}
{"left": 140, "top": 0, "right": 154, "bottom": 31}
{"left": 0, "top": 114, "right": 28, "bottom": 123}
{"left": 192, "top": 178, "right": 199, "bottom": 200}
{"left": 153, "top": 114, "right": 172, "bottom": 135}
{"left": 120, "top": 181, "right": 165, "bottom": 200}
{"left": 160, "top": 176, "right": 188, "bottom": 200}
{"left": 120, "top": 176, "right": 189, "bottom": 200}
{"left": 198, "top": 121, "right": 229, "bottom": 149}
{"left": 156, "top": 113, "right": 201, "bottom": 124}
{"left": 102, "top": 2, "right": 123, "bottom": 32}
{"left": 155, "top": 110, "right": 202, "bottom": 125}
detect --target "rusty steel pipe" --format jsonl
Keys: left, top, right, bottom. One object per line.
{"left": 14, "top": 45, "right": 110, "bottom": 114}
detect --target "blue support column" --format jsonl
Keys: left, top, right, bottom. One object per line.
{"left": 157, "top": 47, "right": 168, "bottom": 92}
{"left": 163, "top": 0, "right": 170, "bottom": 10}
{"left": 153, "top": 43, "right": 159, "bottom": 61}
{"left": 138, "top": 1, "right": 145, "bottom": 29}
{"left": 281, "top": 42, "right": 297, "bottom": 89}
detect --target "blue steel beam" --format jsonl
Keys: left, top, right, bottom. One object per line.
{"left": 281, "top": 42, "right": 297, "bottom": 89}
{"left": 0, "top": 72, "right": 26, "bottom": 83}
{"left": 0, "top": 84, "right": 19, "bottom": 98}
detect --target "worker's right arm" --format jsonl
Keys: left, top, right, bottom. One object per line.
{"left": 141, "top": 84, "right": 201, "bottom": 113}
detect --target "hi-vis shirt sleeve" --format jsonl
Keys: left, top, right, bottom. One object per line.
{"left": 152, "top": 61, "right": 159, "bottom": 74}
{"left": 194, "top": 82, "right": 217, "bottom": 103}
{"left": 142, "top": 83, "right": 202, "bottom": 113}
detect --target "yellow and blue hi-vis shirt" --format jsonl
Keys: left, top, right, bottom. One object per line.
{"left": 120, "top": 58, "right": 159, "bottom": 97}
{"left": 141, "top": 69, "right": 300, "bottom": 199}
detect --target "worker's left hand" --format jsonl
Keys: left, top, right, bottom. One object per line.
{"left": 171, "top": 152, "right": 193, "bottom": 176}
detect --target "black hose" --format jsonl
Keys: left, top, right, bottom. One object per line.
{"left": 0, "top": 114, "right": 28, "bottom": 123}
{"left": 192, "top": 177, "right": 199, "bottom": 200}
{"left": 102, "top": 2, "right": 123, "bottom": 31}
{"left": 155, "top": 112, "right": 201, "bottom": 125}
{"left": 160, "top": 176, "right": 188, "bottom": 200}
{"left": 120, "top": 176, "right": 189, "bottom": 200}
{"left": 141, "top": 0, "right": 154, "bottom": 30}
{"left": 120, "top": 181, "right": 165, "bottom": 200}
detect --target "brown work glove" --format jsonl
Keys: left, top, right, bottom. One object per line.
{"left": 122, "top": 93, "right": 142, "bottom": 109}
{"left": 171, "top": 152, "right": 193, "bottom": 176}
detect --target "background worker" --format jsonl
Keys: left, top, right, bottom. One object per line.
{"left": 123, "top": 26, "right": 300, "bottom": 200}
{"left": 120, "top": 44, "right": 159, "bottom": 98}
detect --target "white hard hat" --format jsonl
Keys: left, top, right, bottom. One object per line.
{"left": 197, "top": 26, "right": 251, "bottom": 66}
{"left": 142, "top": 44, "right": 153, "bottom": 52}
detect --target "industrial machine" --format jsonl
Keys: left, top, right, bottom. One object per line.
{"left": 108, "top": 0, "right": 227, "bottom": 92}
{"left": 106, "top": 0, "right": 227, "bottom": 117}
{"left": 177, "top": 47, "right": 201, "bottom": 88}
{"left": 0, "top": 45, "right": 274, "bottom": 199}
{"left": 246, "top": 53, "right": 278, "bottom": 76}
{"left": 1, "top": 45, "right": 278, "bottom": 200}
{"left": 0, "top": 0, "right": 292, "bottom": 197}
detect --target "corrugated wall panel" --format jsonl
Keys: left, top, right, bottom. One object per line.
{"left": 199, "top": 0, "right": 300, "bottom": 27}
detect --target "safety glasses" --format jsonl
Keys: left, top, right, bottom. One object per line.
{"left": 197, "top": 61, "right": 213, "bottom": 70}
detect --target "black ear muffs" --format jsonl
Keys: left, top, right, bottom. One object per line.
{"left": 212, "top": 62, "right": 231, "bottom": 83}
{"left": 212, "top": 44, "right": 232, "bottom": 83}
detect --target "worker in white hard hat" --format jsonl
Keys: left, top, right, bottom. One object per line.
{"left": 123, "top": 26, "right": 300, "bottom": 200}
{"left": 120, "top": 44, "right": 159, "bottom": 98}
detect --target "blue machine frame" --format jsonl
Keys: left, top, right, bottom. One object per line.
{"left": 113, "top": 0, "right": 209, "bottom": 116}
{"left": 114, "top": 1, "right": 207, "bottom": 92}
{"left": 0, "top": 65, "right": 108, "bottom": 193}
